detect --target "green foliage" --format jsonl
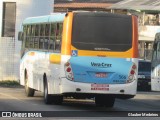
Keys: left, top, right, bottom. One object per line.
{"left": 0, "top": 80, "right": 20, "bottom": 87}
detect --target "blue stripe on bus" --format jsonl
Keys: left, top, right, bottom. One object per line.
{"left": 69, "top": 56, "right": 132, "bottom": 84}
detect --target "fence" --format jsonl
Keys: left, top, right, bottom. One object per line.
{"left": 0, "top": 37, "right": 16, "bottom": 80}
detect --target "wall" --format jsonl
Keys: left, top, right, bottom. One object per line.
{"left": 0, "top": 0, "right": 54, "bottom": 80}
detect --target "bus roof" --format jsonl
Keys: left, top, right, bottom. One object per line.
{"left": 22, "top": 13, "right": 66, "bottom": 25}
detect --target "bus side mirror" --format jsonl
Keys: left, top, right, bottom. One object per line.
{"left": 18, "top": 31, "right": 23, "bottom": 41}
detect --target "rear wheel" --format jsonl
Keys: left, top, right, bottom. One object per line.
{"left": 25, "top": 71, "right": 35, "bottom": 97}
{"left": 43, "top": 76, "right": 63, "bottom": 105}
{"left": 95, "top": 95, "right": 115, "bottom": 108}
{"left": 44, "top": 77, "right": 53, "bottom": 104}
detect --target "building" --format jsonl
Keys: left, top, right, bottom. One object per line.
{"left": 110, "top": 0, "right": 160, "bottom": 60}
{"left": 0, "top": 0, "right": 54, "bottom": 80}
{"left": 54, "top": 0, "right": 123, "bottom": 12}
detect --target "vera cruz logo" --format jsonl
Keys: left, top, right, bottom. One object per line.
{"left": 91, "top": 62, "right": 112, "bottom": 68}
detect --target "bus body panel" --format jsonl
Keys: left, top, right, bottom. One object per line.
{"left": 20, "top": 51, "right": 61, "bottom": 94}
{"left": 60, "top": 78, "right": 137, "bottom": 95}
{"left": 61, "top": 58, "right": 138, "bottom": 95}
{"left": 20, "top": 51, "right": 138, "bottom": 95}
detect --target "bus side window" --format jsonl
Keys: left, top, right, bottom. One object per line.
{"left": 55, "top": 39, "right": 61, "bottom": 51}
{"left": 34, "top": 24, "right": 39, "bottom": 49}
{"left": 44, "top": 39, "right": 48, "bottom": 49}
{"left": 35, "top": 24, "right": 40, "bottom": 36}
{"left": 31, "top": 25, "right": 35, "bottom": 36}
{"left": 51, "top": 23, "right": 56, "bottom": 36}
{"left": 25, "top": 25, "right": 31, "bottom": 48}
{"left": 50, "top": 37, "right": 55, "bottom": 50}
{"left": 39, "top": 38, "right": 44, "bottom": 49}
{"left": 34, "top": 37, "right": 39, "bottom": 49}
{"left": 39, "top": 24, "right": 45, "bottom": 49}
{"left": 22, "top": 26, "right": 27, "bottom": 49}
{"left": 59, "top": 23, "right": 63, "bottom": 36}
{"left": 55, "top": 23, "right": 63, "bottom": 52}
{"left": 23, "top": 25, "right": 27, "bottom": 36}
{"left": 25, "top": 37, "right": 29, "bottom": 48}
{"left": 49, "top": 23, "right": 56, "bottom": 50}
{"left": 27, "top": 25, "right": 31, "bottom": 36}
{"left": 29, "top": 25, "right": 35, "bottom": 48}
{"left": 40, "top": 24, "right": 45, "bottom": 36}
{"left": 44, "top": 24, "right": 50, "bottom": 50}
{"left": 45, "top": 24, "right": 50, "bottom": 37}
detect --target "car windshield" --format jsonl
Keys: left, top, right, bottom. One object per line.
{"left": 138, "top": 61, "right": 151, "bottom": 72}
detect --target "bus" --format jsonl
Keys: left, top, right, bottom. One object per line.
{"left": 18, "top": 11, "right": 138, "bottom": 107}
{"left": 151, "top": 32, "right": 160, "bottom": 91}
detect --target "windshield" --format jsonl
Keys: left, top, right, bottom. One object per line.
{"left": 138, "top": 61, "right": 151, "bottom": 72}
{"left": 71, "top": 12, "right": 132, "bottom": 51}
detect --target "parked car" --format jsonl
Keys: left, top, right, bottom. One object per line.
{"left": 137, "top": 60, "right": 151, "bottom": 91}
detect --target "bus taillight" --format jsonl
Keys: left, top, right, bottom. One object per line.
{"left": 127, "top": 63, "right": 137, "bottom": 83}
{"left": 64, "top": 62, "right": 74, "bottom": 81}
{"left": 132, "top": 64, "right": 136, "bottom": 69}
{"left": 130, "top": 70, "right": 135, "bottom": 75}
{"left": 66, "top": 67, "right": 71, "bottom": 72}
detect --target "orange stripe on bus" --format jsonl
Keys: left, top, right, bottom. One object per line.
{"left": 71, "top": 46, "right": 133, "bottom": 58}
{"left": 132, "top": 16, "right": 138, "bottom": 58}
{"left": 49, "top": 54, "right": 61, "bottom": 64}
{"left": 28, "top": 52, "right": 35, "bottom": 56}
{"left": 61, "top": 12, "right": 73, "bottom": 55}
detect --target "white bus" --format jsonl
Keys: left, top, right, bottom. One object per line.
{"left": 151, "top": 32, "right": 160, "bottom": 91}
{"left": 19, "top": 11, "right": 138, "bottom": 107}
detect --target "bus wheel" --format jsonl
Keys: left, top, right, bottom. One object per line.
{"left": 104, "top": 97, "right": 115, "bottom": 107}
{"left": 95, "top": 96, "right": 104, "bottom": 107}
{"left": 52, "top": 95, "right": 63, "bottom": 105}
{"left": 95, "top": 95, "right": 115, "bottom": 108}
{"left": 44, "top": 77, "right": 52, "bottom": 104}
{"left": 25, "top": 71, "right": 35, "bottom": 97}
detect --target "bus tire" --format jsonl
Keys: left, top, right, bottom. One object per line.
{"left": 52, "top": 95, "right": 63, "bottom": 105}
{"left": 104, "top": 97, "right": 115, "bottom": 108}
{"left": 95, "top": 95, "right": 115, "bottom": 108}
{"left": 44, "top": 76, "right": 52, "bottom": 104}
{"left": 95, "top": 96, "right": 104, "bottom": 107}
{"left": 25, "top": 70, "right": 35, "bottom": 97}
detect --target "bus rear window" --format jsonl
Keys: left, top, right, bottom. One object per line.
{"left": 71, "top": 12, "right": 132, "bottom": 51}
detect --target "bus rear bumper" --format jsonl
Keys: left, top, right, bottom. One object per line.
{"left": 60, "top": 78, "right": 137, "bottom": 98}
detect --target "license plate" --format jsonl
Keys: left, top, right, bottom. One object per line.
{"left": 95, "top": 73, "right": 107, "bottom": 78}
{"left": 91, "top": 84, "right": 109, "bottom": 91}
